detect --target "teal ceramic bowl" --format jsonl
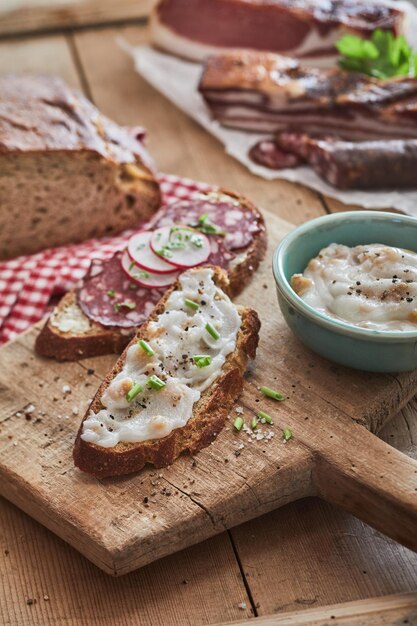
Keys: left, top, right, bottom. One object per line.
{"left": 272, "top": 211, "right": 417, "bottom": 373}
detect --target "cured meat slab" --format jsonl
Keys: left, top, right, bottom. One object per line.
{"left": 199, "top": 50, "right": 417, "bottom": 139}
{"left": 151, "top": 0, "right": 402, "bottom": 63}
{"left": 0, "top": 209, "right": 416, "bottom": 575}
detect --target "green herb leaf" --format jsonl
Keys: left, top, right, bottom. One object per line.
{"left": 336, "top": 29, "right": 417, "bottom": 79}
{"left": 107, "top": 289, "right": 116, "bottom": 298}
{"left": 192, "top": 354, "right": 212, "bottom": 368}
{"left": 138, "top": 339, "right": 155, "bottom": 356}
{"left": 205, "top": 322, "right": 220, "bottom": 341}
{"left": 257, "top": 410, "right": 273, "bottom": 424}
{"left": 147, "top": 375, "right": 166, "bottom": 391}
{"left": 126, "top": 382, "right": 143, "bottom": 402}
{"left": 259, "top": 386, "right": 285, "bottom": 401}
{"left": 233, "top": 416, "right": 244, "bottom": 431}
{"left": 283, "top": 428, "right": 293, "bottom": 441}
{"left": 184, "top": 298, "right": 199, "bottom": 311}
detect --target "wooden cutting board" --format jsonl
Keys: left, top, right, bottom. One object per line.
{"left": 1, "top": 210, "right": 417, "bottom": 576}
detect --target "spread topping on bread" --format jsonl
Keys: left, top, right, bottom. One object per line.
{"left": 291, "top": 243, "right": 417, "bottom": 331}
{"left": 81, "top": 267, "right": 241, "bottom": 447}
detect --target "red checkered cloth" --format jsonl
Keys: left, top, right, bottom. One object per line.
{"left": 0, "top": 174, "right": 212, "bottom": 345}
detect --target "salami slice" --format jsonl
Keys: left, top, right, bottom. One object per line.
{"left": 149, "top": 195, "right": 262, "bottom": 254}
{"left": 77, "top": 253, "right": 164, "bottom": 328}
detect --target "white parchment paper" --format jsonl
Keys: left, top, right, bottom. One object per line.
{"left": 124, "top": 0, "right": 417, "bottom": 215}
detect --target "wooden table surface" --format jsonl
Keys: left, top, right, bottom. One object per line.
{"left": 0, "top": 12, "right": 417, "bottom": 626}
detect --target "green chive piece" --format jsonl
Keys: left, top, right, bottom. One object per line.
{"left": 283, "top": 428, "right": 293, "bottom": 441}
{"left": 250, "top": 417, "right": 258, "bottom": 430}
{"left": 129, "top": 261, "right": 136, "bottom": 272}
{"left": 192, "top": 355, "right": 212, "bottom": 368}
{"left": 259, "top": 386, "right": 285, "bottom": 401}
{"left": 198, "top": 212, "right": 209, "bottom": 224}
{"left": 133, "top": 269, "right": 150, "bottom": 279}
{"left": 205, "top": 322, "right": 220, "bottom": 341}
{"left": 116, "top": 300, "right": 136, "bottom": 310}
{"left": 138, "top": 339, "right": 154, "bottom": 356}
{"left": 126, "top": 382, "right": 143, "bottom": 402}
{"left": 147, "top": 375, "right": 166, "bottom": 391}
{"left": 257, "top": 410, "right": 273, "bottom": 424}
{"left": 184, "top": 298, "right": 199, "bottom": 311}
{"left": 113, "top": 303, "right": 121, "bottom": 313}
{"left": 107, "top": 289, "right": 116, "bottom": 298}
{"left": 233, "top": 416, "right": 244, "bottom": 431}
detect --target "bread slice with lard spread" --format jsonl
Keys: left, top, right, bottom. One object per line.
{"left": 73, "top": 266, "right": 260, "bottom": 477}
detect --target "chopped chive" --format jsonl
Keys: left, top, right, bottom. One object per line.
{"left": 192, "top": 355, "right": 212, "bottom": 368}
{"left": 283, "top": 428, "right": 293, "bottom": 441}
{"left": 138, "top": 339, "right": 154, "bottom": 356}
{"left": 184, "top": 298, "right": 199, "bottom": 311}
{"left": 205, "top": 322, "right": 220, "bottom": 340}
{"left": 259, "top": 386, "right": 285, "bottom": 401}
{"left": 126, "top": 382, "right": 143, "bottom": 402}
{"left": 257, "top": 410, "right": 273, "bottom": 424}
{"left": 250, "top": 417, "right": 258, "bottom": 430}
{"left": 147, "top": 375, "right": 166, "bottom": 391}
{"left": 116, "top": 300, "right": 136, "bottom": 310}
{"left": 136, "top": 243, "right": 145, "bottom": 250}
{"left": 129, "top": 261, "right": 136, "bottom": 272}
{"left": 233, "top": 416, "right": 244, "bottom": 431}
{"left": 107, "top": 289, "right": 116, "bottom": 298}
{"left": 113, "top": 303, "right": 121, "bottom": 313}
{"left": 155, "top": 248, "right": 173, "bottom": 259}
{"left": 133, "top": 270, "right": 150, "bottom": 279}
{"left": 129, "top": 283, "right": 138, "bottom": 290}
{"left": 198, "top": 212, "right": 209, "bottom": 224}
{"left": 190, "top": 235, "right": 203, "bottom": 248}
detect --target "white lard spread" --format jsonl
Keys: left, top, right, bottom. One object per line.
{"left": 81, "top": 268, "right": 241, "bottom": 447}
{"left": 50, "top": 301, "right": 93, "bottom": 335}
{"left": 291, "top": 243, "right": 417, "bottom": 332}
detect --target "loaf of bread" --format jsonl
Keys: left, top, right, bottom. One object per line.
{"left": 0, "top": 75, "right": 161, "bottom": 260}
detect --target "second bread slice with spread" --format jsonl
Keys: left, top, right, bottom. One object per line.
{"left": 73, "top": 266, "right": 260, "bottom": 478}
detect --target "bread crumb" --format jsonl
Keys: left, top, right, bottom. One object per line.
{"left": 72, "top": 407, "right": 79, "bottom": 416}
{"left": 62, "top": 384, "right": 71, "bottom": 394}
{"left": 237, "top": 602, "right": 247, "bottom": 610}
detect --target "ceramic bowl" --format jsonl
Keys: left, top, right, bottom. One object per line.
{"left": 272, "top": 211, "right": 417, "bottom": 372}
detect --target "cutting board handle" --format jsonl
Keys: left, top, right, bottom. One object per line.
{"left": 312, "top": 425, "right": 417, "bottom": 552}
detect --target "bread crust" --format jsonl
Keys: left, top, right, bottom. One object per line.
{"left": 73, "top": 267, "right": 260, "bottom": 478}
{"left": 0, "top": 75, "right": 161, "bottom": 259}
{"left": 35, "top": 188, "right": 266, "bottom": 361}
{"left": 35, "top": 292, "right": 134, "bottom": 362}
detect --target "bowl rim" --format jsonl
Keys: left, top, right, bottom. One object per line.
{"left": 272, "top": 210, "right": 417, "bottom": 342}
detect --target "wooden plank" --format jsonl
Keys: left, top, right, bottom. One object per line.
{"left": 229, "top": 400, "right": 417, "bottom": 617}
{"left": 0, "top": 0, "right": 152, "bottom": 38}
{"left": 0, "top": 498, "right": 252, "bottom": 626}
{"left": 1, "top": 210, "right": 417, "bottom": 577}
{"left": 0, "top": 33, "right": 81, "bottom": 88}
{"left": 213, "top": 593, "right": 417, "bottom": 625}
{"left": 72, "top": 25, "right": 326, "bottom": 226}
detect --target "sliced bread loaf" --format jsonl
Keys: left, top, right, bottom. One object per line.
{"left": 0, "top": 75, "right": 161, "bottom": 259}
{"left": 73, "top": 266, "right": 260, "bottom": 477}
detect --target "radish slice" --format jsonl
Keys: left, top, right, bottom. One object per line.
{"left": 127, "top": 231, "right": 177, "bottom": 275}
{"left": 150, "top": 225, "right": 210, "bottom": 269}
{"left": 120, "top": 250, "right": 179, "bottom": 288}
